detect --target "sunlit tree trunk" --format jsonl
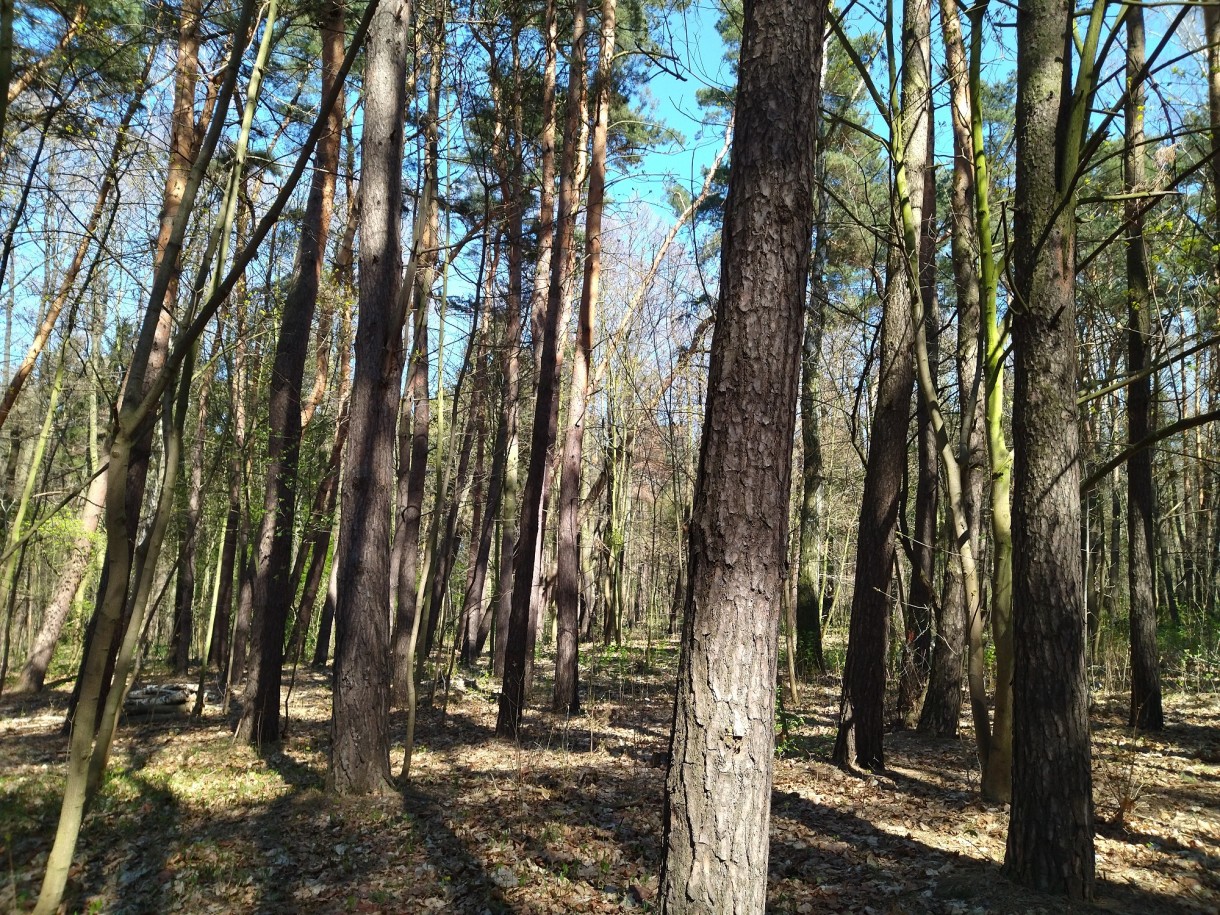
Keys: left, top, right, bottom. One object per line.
{"left": 658, "top": 0, "right": 824, "bottom": 908}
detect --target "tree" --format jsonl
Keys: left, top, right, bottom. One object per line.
{"left": 1124, "top": 1, "right": 1162, "bottom": 733}
{"left": 496, "top": 0, "right": 586, "bottom": 738}
{"left": 831, "top": 0, "right": 921, "bottom": 772}
{"left": 1003, "top": 0, "right": 1097, "bottom": 896}
{"left": 554, "top": 0, "right": 617, "bottom": 715}
{"left": 657, "top": 0, "right": 825, "bottom": 909}
{"left": 329, "top": 0, "right": 408, "bottom": 796}
{"left": 240, "top": 0, "right": 345, "bottom": 748}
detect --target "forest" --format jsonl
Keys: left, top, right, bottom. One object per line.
{"left": 0, "top": 0, "right": 1217, "bottom": 911}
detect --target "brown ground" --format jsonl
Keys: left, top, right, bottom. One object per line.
{"left": 2, "top": 643, "right": 1217, "bottom": 914}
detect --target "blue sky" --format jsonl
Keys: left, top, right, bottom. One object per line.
{"left": 614, "top": 2, "right": 732, "bottom": 212}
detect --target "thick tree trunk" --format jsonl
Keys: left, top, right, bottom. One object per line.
{"left": 1004, "top": 0, "right": 1095, "bottom": 895}
{"left": 239, "top": 0, "right": 344, "bottom": 748}
{"left": 658, "top": 0, "right": 824, "bottom": 909}
{"left": 329, "top": 0, "right": 410, "bottom": 796}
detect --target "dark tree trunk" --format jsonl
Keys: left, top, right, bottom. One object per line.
{"left": 239, "top": 0, "right": 345, "bottom": 748}
{"left": 1004, "top": 0, "right": 1094, "bottom": 896}
{"left": 1124, "top": 5, "right": 1162, "bottom": 733}
{"left": 329, "top": 0, "right": 410, "bottom": 795}
{"left": 658, "top": 0, "right": 824, "bottom": 908}
{"left": 833, "top": 0, "right": 926, "bottom": 770}
{"left": 496, "top": 0, "right": 583, "bottom": 738}
{"left": 833, "top": 254, "right": 913, "bottom": 770}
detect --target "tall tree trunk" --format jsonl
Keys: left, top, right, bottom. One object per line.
{"left": 64, "top": 0, "right": 213, "bottom": 732}
{"left": 330, "top": 0, "right": 410, "bottom": 795}
{"left": 833, "top": 0, "right": 924, "bottom": 770}
{"left": 918, "top": 0, "right": 983, "bottom": 737}
{"left": 496, "top": 0, "right": 586, "bottom": 738}
{"left": 390, "top": 22, "right": 443, "bottom": 703}
{"left": 240, "top": 0, "right": 344, "bottom": 748}
{"left": 658, "top": 0, "right": 823, "bottom": 907}
{"left": 899, "top": 107, "right": 938, "bottom": 724}
{"left": 1004, "top": 0, "right": 1095, "bottom": 895}
{"left": 554, "top": 0, "right": 616, "bottom": 715}
{"left": 1124, "top": 4, "right": 1162, "bottom": 732}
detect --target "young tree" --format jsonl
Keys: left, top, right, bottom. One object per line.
{"left": 832, "top": 0, "right": 922, "bottom": 772}
{"left": 240, "top": 0, "right": 346, "bottom": 748}
{"left": 1124, "top": 2, "right": 1162, "bottom": 733}
{"left": 658, "top": 0, "right": 825, "bottom": 908}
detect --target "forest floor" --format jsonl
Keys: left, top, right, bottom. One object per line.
{"left": 2, "top": 641, "right": 1218, "bottom": 914}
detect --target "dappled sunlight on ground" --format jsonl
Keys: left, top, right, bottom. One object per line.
{"left": 2, "top": 644, "right": 1217, "bottom": 913}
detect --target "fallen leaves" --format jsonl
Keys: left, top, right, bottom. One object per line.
{"left": 2, "top": 654, "right": 1218, "bottom": 913}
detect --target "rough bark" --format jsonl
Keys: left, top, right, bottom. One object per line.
{"left": 1003, "top": 0, "right": 1095, "bottom": 895}
{"left": 658, "top": 0, "right": 824, "bottom": 909}
{"left": 329, "top": 0, "right": 409, "bottom": 795}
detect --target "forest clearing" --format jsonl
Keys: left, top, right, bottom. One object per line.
{"left": 3, "top": 644, "right": 1219, "bottom": 914}
{"left": 3, "top": 0, "right": 1220, "bottom": 910}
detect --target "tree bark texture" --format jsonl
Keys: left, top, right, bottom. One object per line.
{"left": 330, "top": 0, "right": 409, "bottom": 795}
{"left": 1004, "top": 0, "right": 1094, "bottom": 895}
{"left": 658, "top": 0, "right": 824, "bottom": 909}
